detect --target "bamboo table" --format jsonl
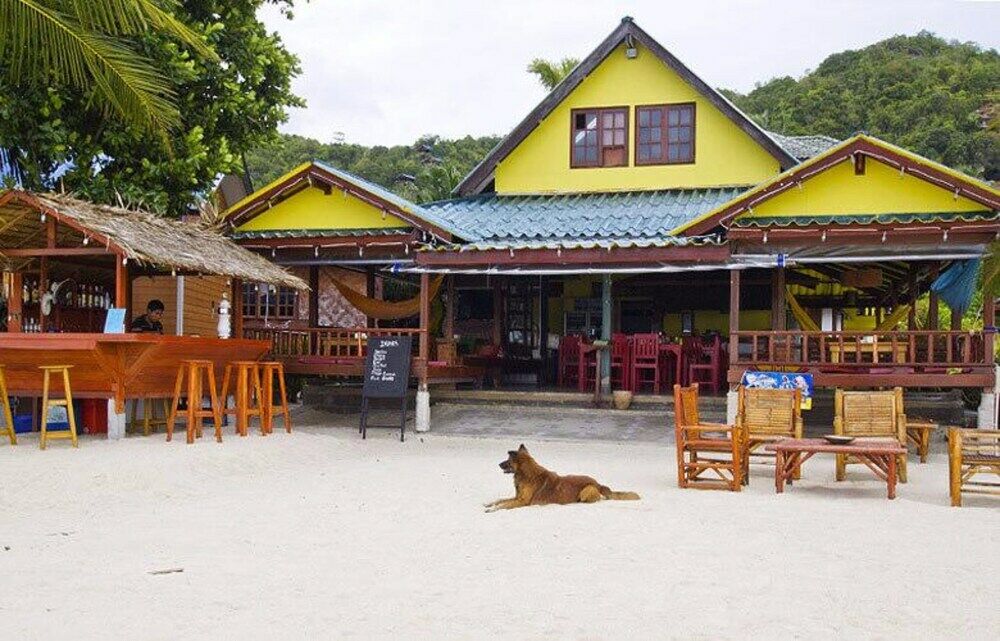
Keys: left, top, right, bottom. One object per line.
{"left": 905, "top": 420, "right": 938, "bottom": 463}
{"left": 765, "top": 438, "right": 908, "bottom": 499}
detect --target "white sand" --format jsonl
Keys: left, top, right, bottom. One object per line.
{"left": 0, "top": 421, "right": 997, "bottom": 641}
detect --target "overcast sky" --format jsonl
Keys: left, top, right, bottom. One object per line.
{"left": 259, "top": 0, "right": 1000, "bottom": 147}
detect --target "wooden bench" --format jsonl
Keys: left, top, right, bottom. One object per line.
{"left": 948, "top": 427, "right": 1000, "bottom": 507}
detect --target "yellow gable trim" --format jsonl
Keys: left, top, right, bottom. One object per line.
{"left": 494, "top": 42, "right": 781, "bottom": 194}
{"left": 224, "top": 161, "right": 312, "bottom": 217}
{"left": 235, "top": 184, "right": 410, "bottom": 232}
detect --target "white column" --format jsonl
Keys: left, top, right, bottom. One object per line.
{"left": 106, "top": 399, "right": 127, "bottom": 440}
{"left": 726, "top": 390, "right": 739, "bottom": 424}
{"left": 415, "top": 384, "right": 430, "bottom": 432}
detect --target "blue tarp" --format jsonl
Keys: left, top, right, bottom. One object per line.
{"left": 931, "top": 259, "right": 981, "bottom": 315}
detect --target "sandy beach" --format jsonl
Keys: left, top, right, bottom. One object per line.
{"left": 1, "top": 410, "right": 996, "bottom": 641}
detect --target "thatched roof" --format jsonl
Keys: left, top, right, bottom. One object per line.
{"left": 0, "top": 190, "right": 307, "bottom": 290}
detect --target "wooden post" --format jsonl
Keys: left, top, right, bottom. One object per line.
{"left": 115, "top": 256, "right": 128, "bottom": 308}
{"left": 39, "top": 256, "right": 48, "bottom": 332}
{"left": 951, "top": 306, "right": 962, "bottom": 331}
{"left": 771, "top": 267, "right": 786, "bottom": 330}
{"left": 928, "top": 265, "right": 939, "bottom": 330}
{"left": 308, "top": 266, "right": 319, "bottom": 328}
{"left": 444, "top": 275, "right": 455, "bottom": 342}
{"left": 984, "top": 291, "right": 995, "bottom": 365}
{"left": 907, "top": 268, "right": 917, "bottom": 330}
{"left": 729, "top": 269, "right": 741, "bottom": 365}
{"left": 366, "top": 268, "right": 376, "bottom": 329}
{"left": 491, "top": 277, "right": 503, "bottom": 347}
{"left": 8, "top": 271, "right": 22, "bottom": 333}
{"left": 538, "top": 276, "right": 549, "bottom": 386}
{"left": 231, "top": 278, "right": 244, "bottom": 339}
{"left": 601, "top": 273, "right": 612, "bottom": 395}
{"left": 419, "top": 272, "right": 430, "bottom": 373}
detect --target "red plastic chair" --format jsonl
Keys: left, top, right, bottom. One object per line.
{"left": 558, "top": 335, "right": 583, "bottom": 389}
{"left": 630, "top": 333, "right": 661, "bottom": 394}
{"left": 610, "top": 333, "right": 631, "bottom": 391}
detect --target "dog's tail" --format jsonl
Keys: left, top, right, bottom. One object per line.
{"left": 599, "top": 485, "right": 640, "bottom": 501}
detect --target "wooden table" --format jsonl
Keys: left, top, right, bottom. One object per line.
{"left": 905, "top": 420, "right": 938, "bottom": 463}
{"left": 765, "top": 438, "right": 908, "bottom": 499}
{"left": 827, "top": 342, "right": 907, "bottom": 364}
{"left": 0, "top": 334, "right": 271, "bottom": 413}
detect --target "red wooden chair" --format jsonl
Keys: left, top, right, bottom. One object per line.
{"left": 688, "top": 335, "right": 724, "bottom": 394}
{"left": 610, "top": 333, "right": 631, "bottom": 391}
{"left": 557, "top": 335, "right": 583, "bottom": 389}
{"left": 630, "top": 333, "right": 661, "bottom": 394}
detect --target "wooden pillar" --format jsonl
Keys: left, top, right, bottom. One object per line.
{"left": 366, "top": 268, "right": 376, "bottom": 329}
{"left": 951, "top": 306, "right": 962, "bottom": 331}
{"left": 231, "top": 278, "right": 244, "bottom": 339}
{"left": 38, "top": 257, "right": 48, "bottom": 332}
{"left": 8, "top": 272, "right": 22, "bottom": 333}
{"left": 928, "top": 265, "right": 939, "bottom": 330}
{"left": 419, "top": 272, "right": 430, "bottom": 379}
{"left": 729, "top": 269, "right": 741, "bottom": 365}
{"left": 601, "top": 273, "right": 612, "bottom": 395}
{"left": 308, "top": 266, "right": 319, "bottom": 328}
{"left": 770, "top": 267, "right": 786, "bottom": 330}
{"left": 491, "top": 277, "right": 503, "bottom": 346}
{"left": 984, "top": 291, "right": 995, "bottom": 365}
{"left": 115, "top": 257, "right": 128, "bottom": 308}
{"left": 907, "top": 268, "right": 917, "bottom": 330}
{"left": 443, "top": 275, "right": 455, "bottom": 342}
{"left": 538, "top": 276, "right": 549, "bottom": 386}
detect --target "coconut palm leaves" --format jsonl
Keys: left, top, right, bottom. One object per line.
{"left": 0, "top": 0, "right": 215, "bottom": 135}
{"left": 526, "top": 57, "right": 580, "bottom": 91}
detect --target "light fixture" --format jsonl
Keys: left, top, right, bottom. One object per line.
{"left": 624, "top": 34, "right": 637, "bottom": 59}
{"left": 82, "top": 236, "right": 89, "bottom": 246}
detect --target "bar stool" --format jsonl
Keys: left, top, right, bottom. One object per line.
{"left": 167, "top": 360, "right": 222, "bottom": 444}
{"left": 220, "top": 361, "right": 264, "bottom": 436}
{"left": 128, "top": 398, "right": 171, "bottom": 436}
{"left": 0, "top": 365, "right": 16, "bottom": 446}
{"left": 39, "top": 365, "right": 79, "bottom": 450}
{"left": 259, "top": 361, "right": 291, "bottom": 434}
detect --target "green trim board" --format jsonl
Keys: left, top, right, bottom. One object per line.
{"left": 732, "top": 211, "right": 998, "bottom": 228}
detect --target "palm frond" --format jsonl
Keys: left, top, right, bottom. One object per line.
{"left": 68, "top": 0, "right": 215, "bottom": 60}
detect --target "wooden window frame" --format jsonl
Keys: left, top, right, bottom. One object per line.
{"left": 634, "top": 102, "right": 696, "bottom": 166}
{"left": 242, "top": 282, "right": 298, "bottom": 319}
{"left": 569, "top": 106, "right": 629, "bottom": 169}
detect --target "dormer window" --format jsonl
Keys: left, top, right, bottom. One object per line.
{"left": 636, "top": 103, "right": 695, "bottom": 165}
{"left": 571, "top": 107, "right": 628, "bottom": 168}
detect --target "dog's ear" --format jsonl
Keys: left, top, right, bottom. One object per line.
{"left": 518, "top": 443, "right": 527, "bottom": 452}
{"left": 507, "top": 450, "right": 517, "bottom": 457}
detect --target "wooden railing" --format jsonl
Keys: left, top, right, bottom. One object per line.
{"left": 244, "top": 327, "right": 426, "bottom": 359}
{"left": 731, "top": 330, "right": 990, "bottom": 369}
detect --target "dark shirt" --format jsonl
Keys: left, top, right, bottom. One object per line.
{"left": 130, "top": 314, "right": 163, "bottom": 334}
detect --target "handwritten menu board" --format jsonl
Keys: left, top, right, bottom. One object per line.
{"left": 362, "top": 336, "right": 412, "bottom": 399}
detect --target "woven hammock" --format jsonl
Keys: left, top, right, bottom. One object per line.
{"left": 331, "top": 275, "right": 443, "bottom": 320}
{"left": 786, "top": 286, "right": 911, "bottom": 332}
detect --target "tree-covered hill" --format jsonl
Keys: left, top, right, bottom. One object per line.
{"left": 722, "top": 32, "right": 999, "bottom": 180}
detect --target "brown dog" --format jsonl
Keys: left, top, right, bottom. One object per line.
{"left": 485, "top": 444, "right": 640, "bottom": 512}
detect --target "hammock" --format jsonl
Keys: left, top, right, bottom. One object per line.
{"left": 785, "top": 287, "right": 820, "bottom": 331}
{"left": 331, "top": 275, "right": 443, "bottom": 320}
{"left": 931, "top": 259, "right": 980, "bottom": 315}
{"left": 874, "top": 304, "right": 911, "bottom": 332}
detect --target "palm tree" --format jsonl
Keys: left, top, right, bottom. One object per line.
{"left": 526, "top": 57, "right": 580, "bottom": 91}
{"left": 0, "top": 0, "right": 215, "bottom": 136}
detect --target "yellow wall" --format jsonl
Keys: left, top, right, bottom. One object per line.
{"left": 743, "top": 157, "right": 990, "bottom": 218}
{"left": 236, "top": 185, "right": 410, "bottom": 232}
{"left": 494, "top": 42, "right": 781, "bottom": 194}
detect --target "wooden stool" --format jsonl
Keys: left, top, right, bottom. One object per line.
{"left": 260, "top": 362, "right": 291, "bottom": 434}
{"left": 220, "top": 361, "right": 264, "bottom": 436}
{"left": 129, "top": 398, "right": 171, "bottom": 436}
{"left": 39, "top": 365, "right": 78, "bottom": 450}
{"left": 167, "top": 360, "right": 223, "bottom": 444}
{"left": 906, "top": 420, "right": 938, "bottom": 463}
{"left": 0, "top": 365, "right": 15, "bottom": 446}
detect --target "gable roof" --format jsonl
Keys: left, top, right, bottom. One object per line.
{"left": 224, "top": 161, "right": 466, "bottom": 241}
{"left": 766, "top": 132, "right": 840, "bottom": 161}
{"left": 423, "top": 187, "right": 746, "bottom": 243}
{"left": 674, "top": 134, "right": 1000, "bottom": 236}
{"left": 452, "top": 17, "right": 797, "bottom": 197}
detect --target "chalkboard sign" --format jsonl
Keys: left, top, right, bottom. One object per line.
{"left": 360, "top": 335, "right": 412, "bottom": 441}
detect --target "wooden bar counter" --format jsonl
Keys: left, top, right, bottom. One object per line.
{"left": 0, "top": 334, "right": 270, "bottom": 413}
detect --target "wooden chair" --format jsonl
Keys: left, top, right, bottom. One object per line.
{"left": 687, "top": 335, "right": 723, "bottom": 394}
{"left": 128, "top": 398, "right": 171, "bottom": 436}
{"left": 631, "top": 333, "right": 661, "bottom": 394}
{"left": 948, "top": 427, "right": 1000, "bottom": 507}
{"left": 39, "top": 365, "right": 79, "bottom": 450}
{"left": 557, "top": 335, "right": 582, "bottom": 389}
{"left": 834, "top": 388, "right": 907, "bottom": 483}
{"left": 610, "top": 333, "right": 631, "bottom": 391}
{"left": 736, "top": 386, "right": 802, "bottom": 480}
{"left": 0, "top": 365, "right": 16, "bottom": 446}
{"left": 674, "top": 383, "right": 745, "bottom": 491}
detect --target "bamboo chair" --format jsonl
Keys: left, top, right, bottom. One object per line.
{"left": 674, "top": 383, "right": 745, "bottom": 491}
{"left": 736, "top": 386, "right": 802, "bottom": 480}
{"left": 833, "top": 388, "right": 907, "bottom": 483}
{"left": 948, "top": 427, "right": 1000, "bottom": 507}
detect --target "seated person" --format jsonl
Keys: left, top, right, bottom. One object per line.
{"left": 130, "top": 299, "right": 165, "bottom": 334}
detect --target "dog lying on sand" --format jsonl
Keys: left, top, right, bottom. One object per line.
{"left": 485, "top": 444, "right": 640, "bottom": 512}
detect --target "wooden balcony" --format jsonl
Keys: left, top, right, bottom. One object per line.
{"left": 243, "top": 327, "right": 482, "bottom": 383}
{"left": 729, "top": 330, "right": 995, "bottom": 388}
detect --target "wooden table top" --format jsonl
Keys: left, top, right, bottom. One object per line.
{"left": 765, "top": 438, "right": 906, "bottom": 455}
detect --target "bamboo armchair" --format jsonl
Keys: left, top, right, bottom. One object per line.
{"left": 673, "top": 383, "right": 745, "bottom": 491}
{"left": 736, "top": 387, "right": 803, "bottom": 480}
{"left": 948, "top": 427, "right": 1000, "bottom": 507}
{"left": 834, "top": 388, "right": 907, "bottom": 483}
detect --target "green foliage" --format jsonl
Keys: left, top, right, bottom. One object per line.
{"left": 0, "top": 0, "right": 303, "bottom": 214}
{"left": 243, "top": 133, "right": 501, "bottom": 203}
{"left": 526, "top": 57, "right": 580, "bottom": 91}
{"left": 724, "top": 32, "right": 1000, "bottom": 179}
